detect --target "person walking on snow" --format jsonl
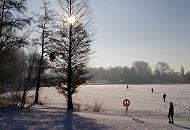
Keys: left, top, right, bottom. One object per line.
{"left": 163, "top": 93, "right": 166, "bottom": 102}
{"left": 168, "top": 102, "right": 174, "bottom": 124}
{"left": 151, "top": 88, "right": 153, "bottom": 93}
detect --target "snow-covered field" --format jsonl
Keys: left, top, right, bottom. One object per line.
{"left": 1, "top": 84, "right": 190, "bottom": 130}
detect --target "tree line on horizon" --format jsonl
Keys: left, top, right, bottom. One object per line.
{"left": 89, "top": 61, "right": 190, "bottom": 84}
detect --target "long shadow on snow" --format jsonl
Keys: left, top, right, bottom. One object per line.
{"left": 0, "top": 106, "right": 106, "bottom": 130}
{"left": 173, "top": 124, "right": 190, "bottom": 130}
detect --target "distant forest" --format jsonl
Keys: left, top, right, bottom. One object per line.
{"left": 89, "top": 61, "right": 190, "bottom": 84}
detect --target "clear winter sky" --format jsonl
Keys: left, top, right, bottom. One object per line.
{"left": 27, "top": 0, "right": 190, "bottom": 72}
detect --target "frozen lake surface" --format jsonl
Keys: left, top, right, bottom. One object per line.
{"left": 40, "top": 84, "right": 190, "bottom": 118}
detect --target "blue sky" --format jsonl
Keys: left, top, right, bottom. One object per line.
{"left": 27, "top": 0, "right": 190, "bottom": 72}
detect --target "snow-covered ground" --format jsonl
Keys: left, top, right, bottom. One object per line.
{"left": 1, "top": 84, "right": 190, "bottom": 130}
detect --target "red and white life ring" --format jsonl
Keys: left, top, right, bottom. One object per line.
{"left": 123, "top": 99, "right": 130, "bottom": 106}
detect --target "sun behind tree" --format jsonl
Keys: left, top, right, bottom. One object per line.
{"left": 50, "top": 0, "right": 94, "bottom": 110}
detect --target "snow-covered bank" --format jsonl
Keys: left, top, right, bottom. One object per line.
{"left": 0, "top": 105, "right": 190, "bottom": 130}
{"left": 1, "top": 84, "right": 190, "bottom": 130}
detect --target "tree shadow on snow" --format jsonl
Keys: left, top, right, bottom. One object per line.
{"left": 0, "top": 106, "right": 106, "bottom": 130}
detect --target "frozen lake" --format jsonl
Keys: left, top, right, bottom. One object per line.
{"left": 39, "top": 84, "right": 190, "bottom": 118}
{"left": 1, "top": 84, "right": 190, "bottom": 130}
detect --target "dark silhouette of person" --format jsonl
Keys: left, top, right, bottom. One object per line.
{"left": 127, "top": 85, "right": 129, "bottom": 89}
{"left": 168, "top": 102, "right": 174, "bottom": 124}
{"left": 151, "top": 88, "right": 153, "bottom": 93}
{"left": 163, "top": 93, "right": 166, "bottom": 102}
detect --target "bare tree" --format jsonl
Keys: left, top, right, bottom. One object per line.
{"left": 20, "top": 50, "right": 39, "bottom": 109}
{"left": 0, "top": 48, "right": 39, "bottom": 109}
{"left": 0, "top": 0, "right": 32, "bottom": 108}
{"left": 0, "top": 0, "right": 31, "bottom": 57}
{"left": 0, "top": 49, "right": 27, "bottom": 92}
{"left": 0, "top": 0, "right": 31, "bottom": 91}
{"left": 33, "top": 1, "right": 56, "bottom": 104}
{"left": 51, "top": 0, "right": 94, "bottom": 110}
{"left": 132, "top": 61, "right": 152, "bottom": 83}
{"left": 155, "top": 62, "right": 170, "bottom": 82}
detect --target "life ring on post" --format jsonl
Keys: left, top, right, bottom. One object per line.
{"left": 123, "top": 99, "right": 130, "bottom": 106}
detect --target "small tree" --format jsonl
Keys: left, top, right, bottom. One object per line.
{"left": 51, "top": 0, "right": 94, "bottom": 110}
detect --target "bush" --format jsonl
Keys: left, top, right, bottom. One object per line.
{"left": 83, "top": 104, "right": 92, "bottom": 111}
{"left": 72, "top": 101, "right": 103, "bottom": 112}
{"left": 0, "top": 92, "right": 22, "bottom": 108}
{"left": 73, "top": 102, "right": 81, "bottom": 111}
{"left": 0, "top": 95, "right": 6, "bottom": 107}
{"left": 92, "top": 101, "right": 103, "bottom": 112}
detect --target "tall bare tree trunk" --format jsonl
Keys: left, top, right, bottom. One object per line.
{"left": 33, "top": 1, "right": 55, "bottom": 104}
{"left": 34, "top": 44, "right": 44, "bottom": 104}
{"left": 67, "top": 2, "right": 73, "bottom": 109}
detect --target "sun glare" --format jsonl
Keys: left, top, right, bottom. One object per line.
{"left": 67, "top": 16, "right": 76, "bottom": 24}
